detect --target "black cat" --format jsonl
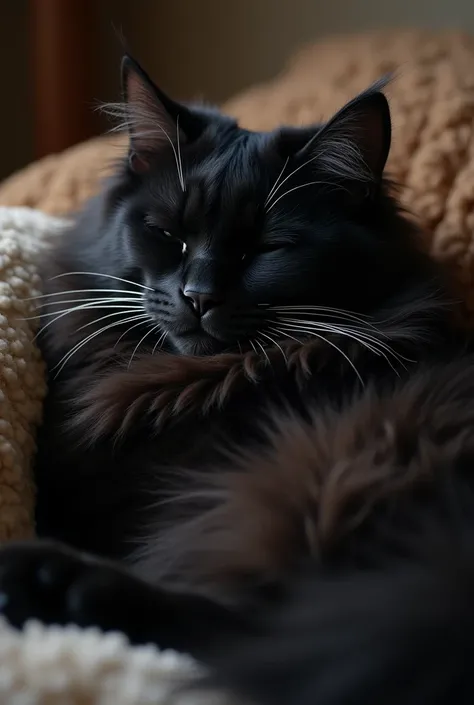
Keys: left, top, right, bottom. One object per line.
{"left": 1, "top": 56, "right": 474, "bottom": 703}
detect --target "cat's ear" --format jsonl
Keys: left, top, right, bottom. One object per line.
{"left": 278, "top": 78, "right": 391, "bottom": 186}
{"left": 120, "top": 55, "right": 205, "bottom": 174}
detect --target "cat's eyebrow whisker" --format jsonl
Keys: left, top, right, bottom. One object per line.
{"left": 265, "top": 152, "right": 322, "bottom": 209}
{"left": 266, "top": 181, "right": 338, "bottom": 213}
{"left": 176, "top": 114, "right": 185, "bottom": 192}
{"left": 103, "top": 100, "right": 185, "bottom": 192}
{"left": 258, "top": 330, "right": 288, "bottom": 364}
{"left": 52, "top": 272, "right": 154, "bottom": 292}
{"left": 53, "top": 313, "right": 150, "bottom": 377}
{"left": 25, "top": 288, "right": 144, "bottom": 302}
{"left": 128, "top": 324, "right": 161, "bottom": 369}
{"left": 265, "top": 156, "right": 289, "bottom": 207}
{"left": 265, "top": 139, "right": 362, "bottom": 210}
{"left": 146, "top": 119, "right": 184, "bottom": 192}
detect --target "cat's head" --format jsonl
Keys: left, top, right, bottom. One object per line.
{"left": 102, "top": 57, "right": 423, "bottom": 356}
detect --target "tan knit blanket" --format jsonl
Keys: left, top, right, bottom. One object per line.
{"left": 0, "top": 208, "right": 59, "bottom": 543}
{"left": 1, "top": 28, "right": 474, "bottom": 703}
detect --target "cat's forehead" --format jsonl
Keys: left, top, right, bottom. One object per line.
{"left": 182, "top": 138, "right": 267, "bottom": 227}
{"left": 181, "top": 178, "right": 259, "bottom": 237}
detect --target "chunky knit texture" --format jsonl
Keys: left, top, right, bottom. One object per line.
{"left": 0, "top": 208, "right": 66, "bottom": 543}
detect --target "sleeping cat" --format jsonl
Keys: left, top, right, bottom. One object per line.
{"left": 1, "top": 55, "right": 474, "bottom": 703}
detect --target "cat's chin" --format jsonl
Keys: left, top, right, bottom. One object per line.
{"left": 170, "top": 332, "right": 230, "bottom": 357}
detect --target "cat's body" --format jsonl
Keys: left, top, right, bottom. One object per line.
{"left": 1, "top": 57, "right": 474, "bottom": 703}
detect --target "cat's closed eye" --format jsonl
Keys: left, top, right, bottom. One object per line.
{"left": 143, "top": 215, "right": 174, "bottom": 240}
{"left": 149, "top": 226, "right": 174, "bottom": 240}
{"left": 256, "top": 242, "right": 292, "bottom": 254}
{"left": 145, "top": 223, "right": 187, "bottom": 252}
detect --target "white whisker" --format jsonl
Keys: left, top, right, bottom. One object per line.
{"left": 33, "top": 302, "right": 144, "bottom": 340}
{"left": 25, "top": 299, "right": 144, "bottom": 320}
{"left": 102, "top": 100, "right": 185, "bottom": 192}
{"left": 266, "top": 304, "right": 371, "bottom": 322}
{"left": 254, "top": 338, "right": 271, "bottom": 366}
{"left": 265, "top": 133, "right": 370, "bottom": 211}
{"left": 152, "top": 121, "right": 184, "bottom": 192}
{"left": 272, "top": 309, "right": 393, "bottom": 342}
{"left": 128, "top": 324, "right": 161, "bottom": 369}
{"left": 277, "top": 317, "right": 407, "bottom": 366}
{"left": 278, "top": 316, "right": 387, "bottom": 345}
{"left": 276, "top": 320, "right": 403, "bottom": 376}
{"left": 283, "top": 322, "right": 399, "bottom": 374}
{"left": 258, "top": 330, "right": 287, "bottom": 364}
{"left": 24, "top": 288, "right": 144, "bottom": 301}
{"left": 53, "top": 313, "right": 149, "bottom": 377}
{"left": 265, "top": 153, "right": 321, "bottom": 209}
{"left": 114, "top": 317, "right": 152, "bottom": 349}
{"left": 152, "top": 330, "right": 168, "bottom": 355}
{"left": 271, "top": 323, "right": 364, "bottom": 386}
{"left": 266, "top": 181, "right": 337, "bottom": 212}
{"left": 52, "top": 272, "right": 154, "bottom": 291}
{"left": 268, "top": 326, "right": 303, "bottom": 345}
{"left": 76, "top": 308, "right": 150, "bottom": 334}
{"left": 265, "top": 156, "right": 289, "bottom": 207}
{"left": 176, "top": 114, "right": 185, "bottom": 192}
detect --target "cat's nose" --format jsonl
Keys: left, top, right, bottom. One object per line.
{"left": 182, "top": 289, "right": 220, "bottom": 317}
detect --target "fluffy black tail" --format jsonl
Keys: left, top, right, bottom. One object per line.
{"left": 203, "top": 517, "right": 474, "bottom": 705}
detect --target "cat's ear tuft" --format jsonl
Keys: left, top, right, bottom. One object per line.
{"left": 304, "top": 78, "right": 392, "bottom": 183}
{"left": 275, "top": 78, "right": 392, "bottom": 190}
{"left": 120, "top": 55, "right": 186, "bottom": 173}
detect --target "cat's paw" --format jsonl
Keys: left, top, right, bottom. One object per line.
{"left": 0, "top": 540, "right": 137, "bottom": 631}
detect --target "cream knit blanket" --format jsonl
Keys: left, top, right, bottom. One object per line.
{"left": 0, "top": 207, "right": 226, "bottom": 705}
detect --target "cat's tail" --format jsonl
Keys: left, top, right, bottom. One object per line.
{"left": 204, "top": 514, "right": 474, "bottom": 705}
